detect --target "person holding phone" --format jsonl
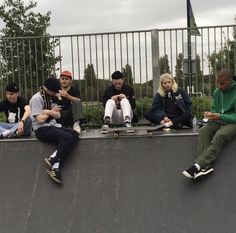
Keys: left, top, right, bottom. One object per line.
{"left": 30, "top": 77, "right": 79, "bottom": 184}
{"left": 102, "top": 71, "right": 136, "bottom": 128}
{"left": 183, "top": 69, "right": 236, "bottom": 180}
{"left": 54, "top": 71, "right": 85, "bottom": 133}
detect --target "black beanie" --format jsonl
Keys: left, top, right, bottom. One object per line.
{"left": 5, "top": 82, "right": 19, "bottom": 93}
{"left": 111, "top": 71, "right": 124, "bottom": 79}
{"left": 44, "top": 78, "right": 61, "bottom": 93}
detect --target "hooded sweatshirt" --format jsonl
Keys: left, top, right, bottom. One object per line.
{"left": 211, "top": 80, "right": 236, "bottom": 123}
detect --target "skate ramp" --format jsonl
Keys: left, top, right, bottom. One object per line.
{"left": 0, "top": 134, "right": 236, "bottom": 233}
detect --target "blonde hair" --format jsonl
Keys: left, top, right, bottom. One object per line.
{"left": 158, "top": 73, "right": 178, "bottom": 97}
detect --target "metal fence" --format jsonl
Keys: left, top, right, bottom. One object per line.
{"left": 0, "top": 24, "right": 235, "bottom": 119}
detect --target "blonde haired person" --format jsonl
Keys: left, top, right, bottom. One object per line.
{"left": 144, "top": 73, "right": 192, "bottom": 129}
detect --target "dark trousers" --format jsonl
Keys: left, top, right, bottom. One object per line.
{"left": 35, "top": 126, "right": 79, "bottom": 163}
{"left": 57, "top": 100, "right": 84, "bottom": 126}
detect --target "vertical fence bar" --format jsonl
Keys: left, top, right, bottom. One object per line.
{"left": 151, "top": 29, "right": 160, "bottom": 96}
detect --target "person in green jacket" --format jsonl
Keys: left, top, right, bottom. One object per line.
{"left": 183, "top": 69, "right": 236, "bottom": 180}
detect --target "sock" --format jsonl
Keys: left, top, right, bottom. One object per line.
{"left": 50, "top": 150, "right": 57, "bottom": 158}
{"left": 52, "top": 162, "right": 60, "bottom": 169}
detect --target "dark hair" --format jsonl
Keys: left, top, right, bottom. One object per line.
{"left": 44, "top": 78, "right": 61, "bottom": 93}
{"left": 111, "top": 71, "right": 124, "bottom": 79}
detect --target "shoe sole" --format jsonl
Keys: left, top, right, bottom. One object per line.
{"left": 46, "top": 169, "right": 62, "bottom": 184}
{"left": 194, "top": 168, "right": 214, "bottom": 179}
{"left": 44, "top": 158, "right": 52, "bottom": 169}
{"left": 182, "top": 170, "right": 194, "bottom": 179}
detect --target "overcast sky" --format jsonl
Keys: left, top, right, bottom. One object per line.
{"left": 34, "top": 0, "right": 236, "bottom": 35}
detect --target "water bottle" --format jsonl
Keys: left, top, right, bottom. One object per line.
{"left": 192, "top": 116, "right": 198, "bottom": 131}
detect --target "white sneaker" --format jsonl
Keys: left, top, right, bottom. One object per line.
{"left": 73, "top": 121, "right": 81, "bottom": 134}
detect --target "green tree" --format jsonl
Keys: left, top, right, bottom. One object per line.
{"left": 122, "top": 64, "right": 134, "bottom": 86}
{"left": 175, "top": 53, "right": 184, "bottom": 87}
{"left": 159, "top": 54, "right": 170, "bottom": 75}
{"left": 83, "top": 64, "right": 97, "bottom": 101}
{"left": 208, "top": 27, "right": 236, "bottom": 93}
{"left": 0, "top": 0, "right": 60, "bottom": 98}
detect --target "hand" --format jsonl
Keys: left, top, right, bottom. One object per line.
{"left": 164, "top": 117, "right": 171, "bottom": 122}
{"left": 111, "top": 95, "right": 120, "bottom": 101}
{"left": 208, "top": 113, "right": 221, "bottom": 120}
{"left": 52, "top": 105, "right": 62, "bottom": 112}
{"left": 204, "top": 111, "right": 212, "bottom": 118}
{"left": 17, "top": 121, "right": 24, "bottom": 136}
{"left": 59, "top": 90, "right": 69, "bottom": 99}
{"left": 119, "top": 94, "right": 126, "bottom": 99}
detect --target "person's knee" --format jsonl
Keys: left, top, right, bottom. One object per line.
{"left": 214, "top": 130, "right": 231, "bottom": 143}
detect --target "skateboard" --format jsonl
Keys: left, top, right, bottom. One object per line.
{"left": 101, "top": 124, "right": 164, "bottom": 138}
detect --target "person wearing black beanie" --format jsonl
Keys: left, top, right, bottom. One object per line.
{"left": 29, "top": 77, "right": 79, "bottom": 184}
{"left": 102, "top": 70, "right": 136, "bottom": 131}
{"left": 0, "top": 82, "right": 31, "bottom": 138}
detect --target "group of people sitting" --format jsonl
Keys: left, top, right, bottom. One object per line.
{"left": 0, "top": 68, "right": 235, "bottom": 184}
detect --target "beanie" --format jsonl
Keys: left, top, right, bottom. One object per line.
{"left": 111, "top": 71, "right": 124, "bottom": 79}
{"left": 60, "top": 70, "right": 72, "bottom": 79}
{"left": 44, "top": 78, "right": 61, "bottom": 93}
{"left": 5, "top": 82, "right": 19, "bottom": 93}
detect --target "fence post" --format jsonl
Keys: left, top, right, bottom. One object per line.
{"left": 151, "top": 29, "right": 160, "bottom": 97}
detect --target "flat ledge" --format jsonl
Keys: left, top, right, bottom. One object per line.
{"left": 0, "top": 128, "right": 198, "bottom": 143}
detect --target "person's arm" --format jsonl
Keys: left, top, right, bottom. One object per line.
{"left": 17, "top": 105, "right": 31, "bottom": 135}
{"left": 59, "top": 89, "right": 80, "bottom": 102}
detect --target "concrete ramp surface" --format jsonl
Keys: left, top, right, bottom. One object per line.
{"left": 0, "top": 135, "right": 236, "bottom": 233}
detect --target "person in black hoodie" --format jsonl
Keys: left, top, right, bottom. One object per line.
{"left": 103, "top": 71, "right": 136, "bottom": 128}
{"left": 145, "top": 73, "right": 192, "bottom": 129}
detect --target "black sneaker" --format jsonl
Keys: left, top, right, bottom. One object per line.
{"left": 44, "top": 157, "right": 54, "bottom": 168}
{"left": 46, "top": 168, "right": 62, "bottom": 184}
{"left": 182, "top": 165, "right": 199, "bottom": 179}
{"left": 194, "top": 166, "right": 214, "bottom": 179}
{"left": 104, "top": 116, "right": 111, "bottom": 126}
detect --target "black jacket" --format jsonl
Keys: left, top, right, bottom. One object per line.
{"left": 145, "top": 88, "right": 192, "bottom": 124}
{"left": 103, "top": 84, "right": 136, "bottom": 109}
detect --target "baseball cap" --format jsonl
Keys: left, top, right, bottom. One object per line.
{"left": 5, "top": 82, "right": 19, "bottom": 93}
{"left": 44, "top": 78, "right": 61, "bottom": 93}
{"left": 60, "top": 70, "right": 72, "bottom": 79}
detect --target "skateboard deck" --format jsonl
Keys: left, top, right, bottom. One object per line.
{"left": 101, "top": 125, "right": 164, "bottom": 138}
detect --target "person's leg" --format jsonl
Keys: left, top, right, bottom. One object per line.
{"left": 195, "top": 121, "right": 221, "bottom": 159}
{"left": 57, "top": 109, "right": 73, "bottom": 126}
{"left": 104, "top": 99, "right": 117, "bottom": 119}
{"left": 71, "top": 100, "right": 84, "bottom": 123}
{"left": 171, "top": 112, "right": 192, "bottom": 128}
{"left": 35, "top": 126, "right": 78, "bottom": 163}
{"left": 195, "top": 123, "right": 236, "bottom": 168}
{"left": 120, "top": 98, "right": 133, "bottom": 124}
{"left": 182, "top": 121, "right": 220, "bottom": 179}
{"left": 23, "top": 117, "right": 32, "bottom": 136}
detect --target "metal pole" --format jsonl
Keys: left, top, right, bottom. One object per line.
{"left": 151, "top": 29, "right": 160, "bottom": 96}
{"left": 187, "top": 0, "right": 192, "bottom": 97}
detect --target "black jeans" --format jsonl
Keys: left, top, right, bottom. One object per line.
{"left": 35, "top": 126, "right": 79, "bottom": 163}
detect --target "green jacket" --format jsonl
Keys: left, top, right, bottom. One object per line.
{"left": 211, "top": 81, "right": 236, "bottom": 123}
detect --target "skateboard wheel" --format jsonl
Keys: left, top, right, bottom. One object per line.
{"left": 113, "top": 133, "right": 119, "bottom": 138}
{"left": 147, "top": 131, "right": 153, "bottom": 137}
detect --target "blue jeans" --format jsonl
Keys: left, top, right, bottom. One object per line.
{"left": 0, "top": 117, "right": 32, "bottom": 136}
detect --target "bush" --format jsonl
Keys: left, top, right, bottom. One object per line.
{"left": 83, "top": 103, "right": 104, "bottom": 126}
{"left": 135, "top": 97, "right": 152, "bottom": 118}
{"left": 192, "top": 97, "right": 211, "bottom": 119}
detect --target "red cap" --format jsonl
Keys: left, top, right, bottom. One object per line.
{"left": 60, "top": 70, "right": 72, "bottom": 79}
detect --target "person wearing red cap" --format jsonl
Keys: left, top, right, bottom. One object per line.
{"left": 54, "top": 70, "right": 84, "bottom": 133}
{"left": 0, "top": 82, "right": 31, "bottom": 138}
